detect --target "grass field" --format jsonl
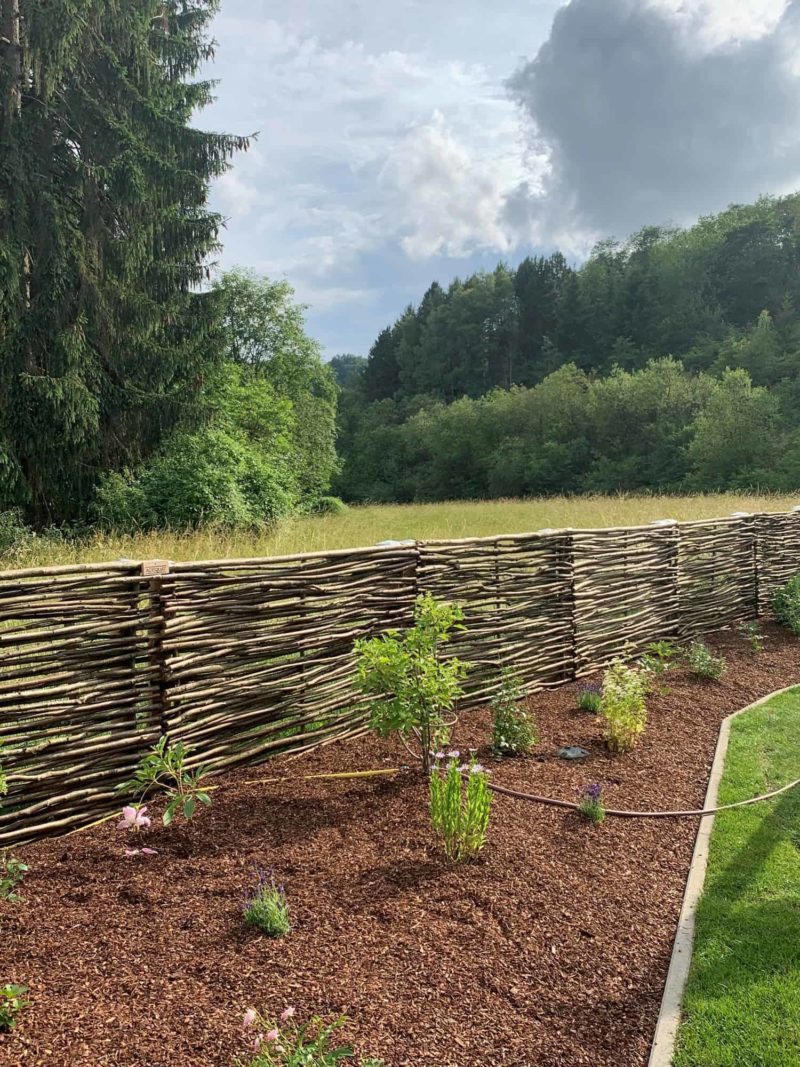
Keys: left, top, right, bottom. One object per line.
{"left": 674, "top": 688, "right": 800, "bottom": 1067}
{"left": 7, "top": 491, "right": 800, "bottom": 568}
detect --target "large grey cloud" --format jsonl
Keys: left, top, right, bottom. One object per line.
{"left": 509, "top": 0, "right": 800, "bottom": 242}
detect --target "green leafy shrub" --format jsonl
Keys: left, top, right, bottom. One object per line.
{"left": 640, "top": 640, "right": 681, "bottom": 674}
{"left": 94, "top": 364, "right": 303, "bottom": 530}
{"left": 490, "top": 671, "right": 538, "bottom": 758}
{"left": 429, "top": 755, "right": 492, "bottom": 862}
{"left": 772, "top": 574, "right": 800, "bottom": 635}
{"left": 308, "top": 495, "right": 347, "bottom": 515}
{"left": 599, "top": 660, "right": 648, "bottom": 754}
{"left": 0, "top": 852, "right": 28, "bottom": 903}
{"left": 95, "top": 428, "right": 295, "bottom": 531}
{"left": 686, "top": 640, "right": 727, "bottom": 681}
{"left": 243, "top": 869, "right": 291, "bottom": 938}
{"left": 577, "top": 784, "right": 605, "bottom": 825}
{"left": 355, "top": 594, "right": 468, "bottom": 774}
{"left": 577, "top": 684, "right": 602, "bottom": 713}
{"left": 738, "top": 620, "right": 765, "bottom": 653}
{"left": 0, "top": 984, "right": 28, "bottom": 1032}
{"left": 118, "top": 737, "right": 212, "bottom": 826}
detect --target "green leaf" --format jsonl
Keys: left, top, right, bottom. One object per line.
{"left": 183, "top": 796, "right": 196, "bottom": 820}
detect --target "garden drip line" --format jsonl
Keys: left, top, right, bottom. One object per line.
{"left": 65, "top": 767, "right": 800, "bottom": 840}
{"left": 486, "top": 775, "right": 800, "bottom": 818}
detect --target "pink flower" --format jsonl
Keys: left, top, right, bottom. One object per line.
{"left": 280, "top": 1006, "right": 296, "bottom": 1022}
{"left": 124, "top": 846, "right": 158, "bottom": 857}
{"left": 141, "top": 847, "right": 158, "bottom": 855}
{"left": 265, "top": 1028, "right": 280, "bottom": 1043}
{"left": 242, "top": 1008, "right": 258, "bottom": 1031}
{"left": 117, "top": 805, "right": 151, "bottom": 832}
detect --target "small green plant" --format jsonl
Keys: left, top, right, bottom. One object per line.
{"left": 738, "top": 620, "right": 765, "bottom": 653}
{"left": 0, "top": 984, "right": 29, "bottom": 1032}
{"left": 243, "top": 868, "right": 291, "bottom": 938}
{"left": 308, "top": 495, "right": 348, "bottom": 515}
{"left": 599, "top": 660, "right": 648, "bottom": 754}
{"left": 772, "top": 574, "right": 800, "bottom": 635}
{"left": 489, "top": 671, "right": 538, "bottom": 758}
{"left": 577, "top": 684, "right": 603, "bottom": 713}
{"left": 0, "top": 852, "right": 29, "bottom": 903}
{"left": 239, "top": 1006, "right": 378, "bottom": 1066}
{"left": 118, "top": 736, "right": 212, "bottom": 825}
{"left": 640, "top": 639, "right": 681, "bottom": 674}
{"left": 686, "top": 640, "right": 727, "bottom": 681}
{"left": 577, "top": 783, "right": 605, "bottom": 825}
{"left": 355, "top": 593, "right": 469, "bottom": 774}
{"left": 429, "top": 754, "right": 492, "bottom": 862}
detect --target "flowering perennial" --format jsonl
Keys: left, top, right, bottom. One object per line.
{"left": 429, "top": 754, "right": 492, "bottom": 862}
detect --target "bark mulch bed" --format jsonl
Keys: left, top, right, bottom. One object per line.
{"left": 3, "top": 625, "right": 799, "bottom": 1067}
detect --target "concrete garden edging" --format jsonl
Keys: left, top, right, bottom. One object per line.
{"left": 647, "top": 683, "right": 800, "bottom": 1067}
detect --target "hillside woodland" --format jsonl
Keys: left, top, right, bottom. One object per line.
{"left": 334, "top": 195, "right": 800, "bottom": 501}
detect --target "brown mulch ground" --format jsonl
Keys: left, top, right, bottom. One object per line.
{"left": 3, "top": 624, "right": 799, "bottom": 1067}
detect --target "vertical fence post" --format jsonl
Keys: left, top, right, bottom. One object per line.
{"left": 729, "top": 512, "right": 759, "bottom": 620}
{"left": 550, "top": 529, "right": 578, "bottom": 682}
{"left": 141, "top": 560, "right": 171, "bottom": 738}
{"left": 650, "top": 519, "right": 680, "bottom": 639}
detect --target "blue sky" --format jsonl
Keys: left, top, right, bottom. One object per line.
{"left": 200, "top": 0, "right": 799, "bottom": 358}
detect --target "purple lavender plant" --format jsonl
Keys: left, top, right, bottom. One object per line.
{"left": 577, "top": 683, "right": 603, "bottom": 714}
{"left": 577, "top": 783, "right": 605, "bottom": 825}
{"left": 243, "top": 866, "right": 291, "bottom": 937}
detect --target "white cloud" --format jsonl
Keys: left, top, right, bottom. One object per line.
{"left": 648, "top": 0, "right": 787, "bottom": 49}
{"left": 380, "top": 110, "right": 526, "bottom": 258}
{"left": 215, "top": 165, "right": 261, "bottom": 218}
{"left": 205, "top": 4, "right": 544, "bottom": 291}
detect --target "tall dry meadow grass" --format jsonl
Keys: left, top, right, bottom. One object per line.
{"left": 7, "top": 492, "right": 800, "bottom": 569}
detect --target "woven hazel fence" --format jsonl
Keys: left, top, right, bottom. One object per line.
{"left": 2, "top": 510, "right": 800, "bottom": 846}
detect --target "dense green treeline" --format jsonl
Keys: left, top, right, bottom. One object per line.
{"left": 334, "top": 194, "right": 800, "bottom": 501}
{"left": 0, "top": 1, "right": 337, "bottom": 529}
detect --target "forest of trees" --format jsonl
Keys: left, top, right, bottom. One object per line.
{"left": 334, "top": 194, "right": 800, "bottom": 501}
{"left": 0, "top": 0, "right": 336, "bottom": 530}
{"left": 4, "top": 0, "right": 800, "bottom": 532}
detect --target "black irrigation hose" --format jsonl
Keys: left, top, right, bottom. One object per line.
{"left": 486, "top": 776, "right": 800, "bottom": 819}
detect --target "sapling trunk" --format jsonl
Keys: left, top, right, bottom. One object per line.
{"left": 421, "top": 720, "right": 431, "bottom": 775}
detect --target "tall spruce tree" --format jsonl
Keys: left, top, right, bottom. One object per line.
{"left": 0, "top": 0, "right": 248, "bottom": 522}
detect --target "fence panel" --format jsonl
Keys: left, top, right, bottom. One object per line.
{"left": 161, "top": 546, "right": 419, "bottom": 771}
{"left": 572, "top": 525, "right": 680, "bottom": 674}
{"left": 419, "top": 532, "right": 575, "bottom": 703}
{"left": 677, "top": 518, "right": 758, "bottom": 636}
{"left": 0, "top": 564, "right": 154, "bottom": 846}
{"left": 4, "top": 510, "right": 800, "bottom": 845}
{"left": 755, "top": 511, "right": 800, "bottom": 611}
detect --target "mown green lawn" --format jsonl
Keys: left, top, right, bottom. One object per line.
{"left": 674, "top": 687, "right": 800, "bottom": 1067}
